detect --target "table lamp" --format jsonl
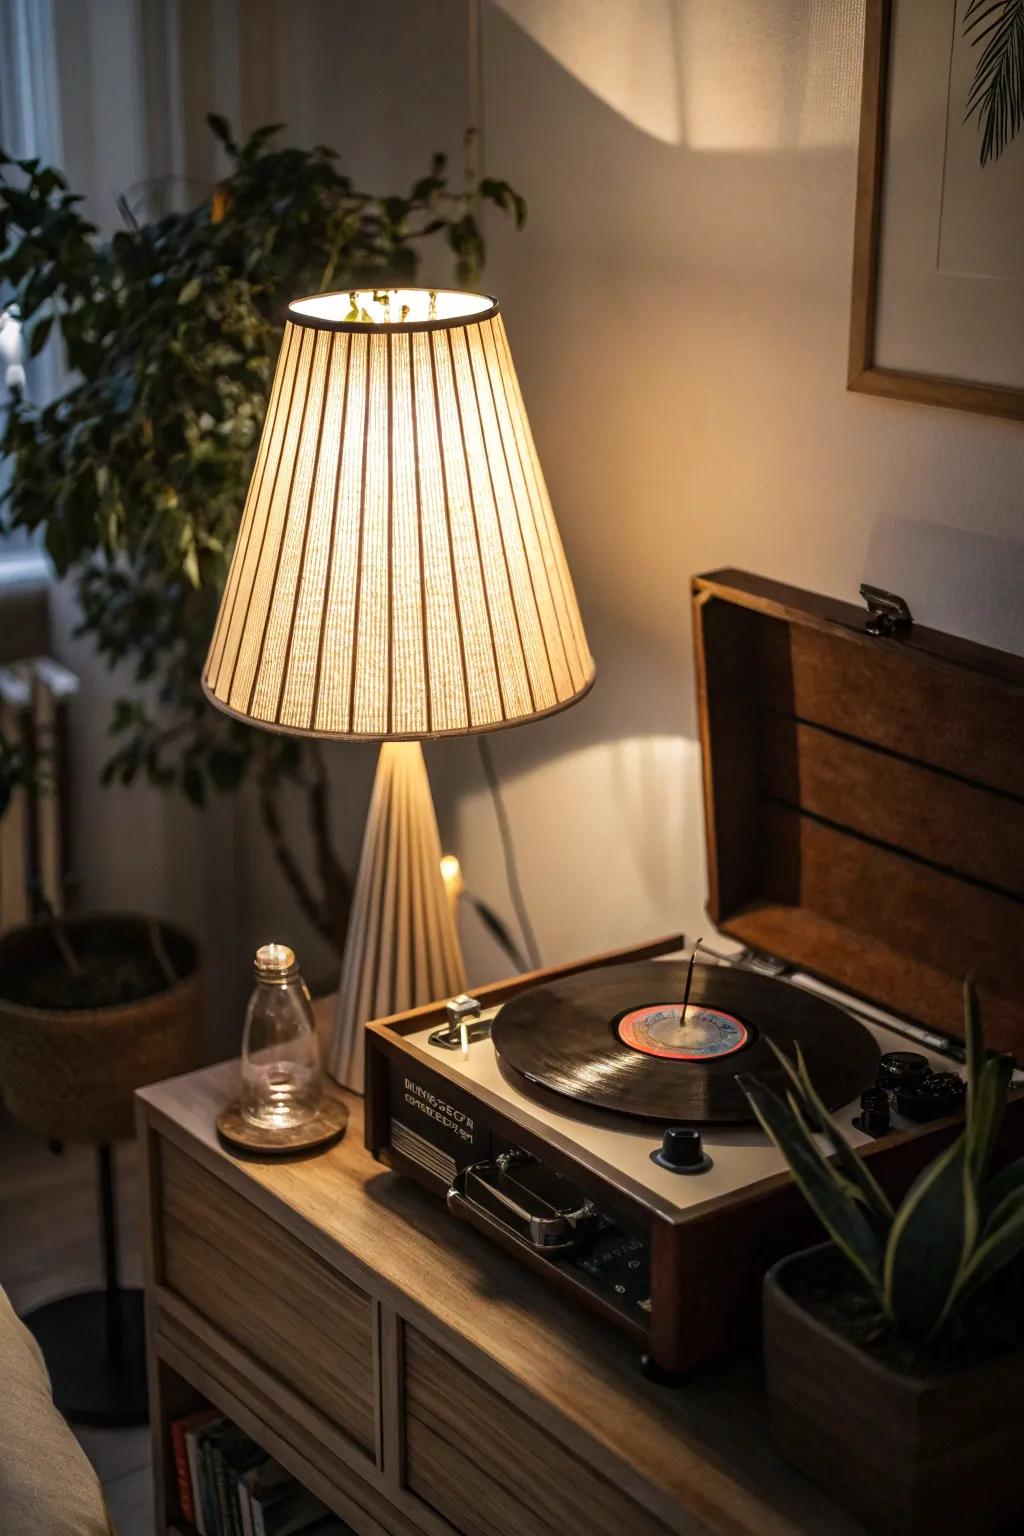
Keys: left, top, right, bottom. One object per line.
{"left": 202, "top": 287, "right": 594, "bottom": 1089}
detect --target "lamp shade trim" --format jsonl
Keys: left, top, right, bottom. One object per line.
{"left": 287, "top": 286, "right": 500, "bottom": 334}
{"left": 199, "top": 665, "right": 595, "bottom": 743}
{"left": 204, "top": 310, "right": 594, "bottom": 739}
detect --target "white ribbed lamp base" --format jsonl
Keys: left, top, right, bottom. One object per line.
{"left": 328, "top": 742, "right": 467, "bottom": 1090}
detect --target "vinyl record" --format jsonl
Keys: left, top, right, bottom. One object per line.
{"left": 491, "top": 961, "right": 880, "bottom": 1123}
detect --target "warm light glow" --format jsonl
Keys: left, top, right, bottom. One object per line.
{"left": 492, "top": 0, "right": 682, "bottom": 145}
{"left": 439, "top": 853, "right": 462, "bottom": 885}
{"left": 288, "top": 288, "right": 496, "bottom": 327}
{"left": 440, "top": 853, "right": 464, "bottom": 912}
{"left": 203, "top": 289, "right": 595, "bottom": 740}
{"left": 492, "top": 0, "right": 856, "bottom": 153}
{"left": 677, "top": 1, "right": 858, "bottom": 151}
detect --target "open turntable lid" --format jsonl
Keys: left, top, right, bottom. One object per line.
{"left": 692, "top": 570, "right": 1024, "bottom": 1061}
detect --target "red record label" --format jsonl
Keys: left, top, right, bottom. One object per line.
{"left": 617, "top": 1003, "right": 749, "bottom": 1061}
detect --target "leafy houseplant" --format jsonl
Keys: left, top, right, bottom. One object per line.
{"left": 0, "top": 117, "right": 525, "bottom": 957}
{"left": 742, "top": 981, "right": 1024, "bottom": 1536}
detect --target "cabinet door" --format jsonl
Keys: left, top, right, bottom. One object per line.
{"left": 160, "top": 1141, "right": 376, "bottom": 1454}
{"left": 403, "top": 1328, "right": 681, "bottom": 1536}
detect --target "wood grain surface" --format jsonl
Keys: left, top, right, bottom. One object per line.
{"left": 138, "top": 1008, "right": 872, "bottom": 1536}
{"left": 160, "top": 1136, "right": 377, "bottom": 1452}
{"left": 404, "top": 1328, "right": 682, "bottom": 1536}
{"left": 692, "top": 570, "right": 1024, "bottom": 1052}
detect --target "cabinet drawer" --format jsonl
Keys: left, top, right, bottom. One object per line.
{"left": 160, "top": 1140, "right": 376, "bottom": 1455}
{"left": 404, "top": 1329, "right": 674, "bottom": 1536}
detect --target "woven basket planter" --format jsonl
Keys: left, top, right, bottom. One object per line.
{"left": 0, "top": 912, "right": 202, "bottom": 1143}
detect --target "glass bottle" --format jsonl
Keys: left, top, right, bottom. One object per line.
{"left": 240, "top": 944, "right": 323, "bottom": 1134}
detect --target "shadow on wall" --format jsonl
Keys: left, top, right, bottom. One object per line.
{"left": 490, "top": 0, "right": 862, "bottom": 153}
{"left": 864, "top": 518, "right": 1024, "bottom": 658}
{"left": 422, "top": 0, "right": 1024, "bottom": 981}
{"left": 430, "top": 0, "right": 868, "bottom": 794}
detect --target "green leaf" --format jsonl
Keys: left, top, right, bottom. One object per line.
{"left": 177, "top": 277, "right": 201, "bottom": 306}
{"left": 961, "top": 1187, "right": 1024, "bottom": 1295}
{"left": 882, "top": 1138, "right": 976, "bottom": 1339}
{"left": 206, "top": 114, "right": 238, "bottom": 155}
{"left": 982, "top": 1154, "right": 1024, "bottom": 1223}
{"left": 768, "top": 1039, "right": 893, "bottom": 1226}
{"left": 963, "top": 975, "right": 1013, "bottom": 1190}
{"left": 480, "top": 177, "right": 528, "bottom": 229}
{"left": 982, "top": 1180, "right": 1024, "bottom": 1240}
{"left": 967, "top": 1052, "right": 1014, "bottom": 1187}
{"left": 739, "top": 1074, "right": 884, "bottom": 1296}
{"left": 239, "top": 123, "right": 284, "bottom": 161}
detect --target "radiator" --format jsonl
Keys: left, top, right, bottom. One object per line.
{"left": 0, "top": 657, "right": 78, "bottom": 927}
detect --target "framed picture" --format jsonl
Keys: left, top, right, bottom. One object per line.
{"left": 849, "top": 0, "right": 1024, "bottom": 421}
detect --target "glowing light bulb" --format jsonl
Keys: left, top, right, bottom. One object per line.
{"left": 440, "top": 854, "right": 464, "bottom": 914}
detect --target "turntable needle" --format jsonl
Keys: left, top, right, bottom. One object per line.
{"left": 681, "top": 938, "right": 703, "bottom": 1018}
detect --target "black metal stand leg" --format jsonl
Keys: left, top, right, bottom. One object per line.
{"left": 22, "top": 1141, "right": 148, "bottom": 1427}
{"left": 98, "top": 1143, "right": 122, "bottom": 1365}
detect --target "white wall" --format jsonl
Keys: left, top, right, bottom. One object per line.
{"left": 31, "top": 0, "right": 1024, "bottom": 1023}
{"left": 432, "top": 0, "right": 1024, "bottom": 981}
{"left": 239, "top": 0, "right": 1024, "bottom": 989}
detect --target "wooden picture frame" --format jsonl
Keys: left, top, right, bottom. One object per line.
{"left": 848, "top": 0, "right": 1024, "bottom": 422}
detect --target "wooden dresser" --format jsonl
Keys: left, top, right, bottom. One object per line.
{"left": 136, "top": 998, "right": 870, "bottom": 1536}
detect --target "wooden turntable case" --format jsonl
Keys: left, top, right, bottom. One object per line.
{"left": 693, "top": 568, "right": 1024, "bottom": 1057}
{"left": 365, "top": 571, "right": 1024, "bottom": 1373}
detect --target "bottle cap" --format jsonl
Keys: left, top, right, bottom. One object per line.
{"left": 254, "top": 942, "right": 297, "bottom": 979}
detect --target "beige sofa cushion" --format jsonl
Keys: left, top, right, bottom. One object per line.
{"left": 0, "top": 1287, "right": 114, "bottom": 1535}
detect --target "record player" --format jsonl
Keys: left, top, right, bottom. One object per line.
{"left": 365, "top": 570, "right": 1024, "bottom": 1376}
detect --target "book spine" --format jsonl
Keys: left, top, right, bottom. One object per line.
{"left": 238, "top": 1481, "right": 254, "bottom": 1536}
{"left": 170, "top": 1418, "right": 195, "bottom": 1524}
{"left": 226, "top": 1460, "right": 245, "bottom": 1536}
{"left": 199, "top": 1438, "right": 220, "bottom": 1536}
{"left": 186, "top": 1429, "right": 207, "bottom": 1536}
{"left": 214, "top": 1448, "right": 235, "bottom": 1536}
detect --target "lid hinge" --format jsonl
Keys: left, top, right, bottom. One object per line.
{"left": 860, "top": 583, "right": 914, "bottom": 638}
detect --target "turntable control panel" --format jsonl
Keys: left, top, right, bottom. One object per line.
{"left": 448, "top": 1142, "right": 651, "bottom": 1318}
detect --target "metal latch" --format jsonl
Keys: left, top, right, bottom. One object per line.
{"left": 860, "top": 583, "right": 913, "bottom": 637}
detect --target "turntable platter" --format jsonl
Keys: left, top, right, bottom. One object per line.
{"left": 491, "top": 960, "right": 879, "bottom": 1122}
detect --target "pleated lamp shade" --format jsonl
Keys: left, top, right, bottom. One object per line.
{"left": 202, "top": 287, "right": 594, "bottom": 738}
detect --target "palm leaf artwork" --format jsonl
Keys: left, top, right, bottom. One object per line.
{"left": 964, "top": 0, "right": 1024, "bottom": 165}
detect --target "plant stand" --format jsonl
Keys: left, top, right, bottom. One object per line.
{"left": 23, "top": 1143, "right": 148, "bottom": 1427}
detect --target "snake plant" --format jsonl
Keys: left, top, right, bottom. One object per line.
{"left": 740, "top": 979, "right": 1024, "bottom": 1343}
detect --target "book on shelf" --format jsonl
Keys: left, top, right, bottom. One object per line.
{"left": 171, "top": 1408, "right": 219, "bottom": 1527}
{"left": 167, "top": 1409, "right": 353, "bottom": 1536}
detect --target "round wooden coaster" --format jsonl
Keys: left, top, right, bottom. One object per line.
{"left": 216, "top": 1097, "right": 348, "bottom": 1156}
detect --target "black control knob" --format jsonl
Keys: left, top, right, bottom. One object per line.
{"left": 856, "top": 1087, "right": 892, "bottom": 1138}
{"left": 878, "top": 1051, "right": 929, "bottom": 1088}
{"left": 652, "top": 1126, "right": 712, "bottom": 1174}
{"left": 900, "top": 1070, "right": 966, "bottom": 1124}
